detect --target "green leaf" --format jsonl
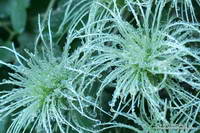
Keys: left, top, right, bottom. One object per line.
{"left": 0, "top": 0, "right": 12, "bottom": 18}
{"left": 22, "top": 0, "right": 31, "bottom": 8}
{"left": 10, "top": 0, "right": 30, "bottom": 33}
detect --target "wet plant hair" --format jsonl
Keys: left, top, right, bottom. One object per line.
{"left": 170, "top": 0, "right": 200, "bottom": 22}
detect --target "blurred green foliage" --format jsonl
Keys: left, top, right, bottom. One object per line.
{"left": 0, "top": 0, "right": 50, "bottom": 60}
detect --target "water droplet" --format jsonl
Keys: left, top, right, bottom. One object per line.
{"left": 108, "top": 100, "right": 114, "bottom": 107}
{"left": 85, "top": 96, "right": 93, "bottom": 102}
{"left": 30, "top": 116, "right": 35, "bottom": 122}
{"left": 93, "top": 124, "right": 97, "bottom": 128}
{"left": 171, "top": 3, "right": 175, "bottom": 8}
{"left": 2, "top": 79, "right": 8, "bottom": 83}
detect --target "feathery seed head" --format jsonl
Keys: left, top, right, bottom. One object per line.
{"left": 77, "top": 0, "right": 200, "bottom": 124}
{"left": 0, "top": 12, "right": 99, "bottom": 133}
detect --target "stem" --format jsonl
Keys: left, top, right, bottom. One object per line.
{"left": 0, "top": 21, "right": 17, "bottom": 41}
{"left": 42, "top": 0, "right": 56, "bottom": 25}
